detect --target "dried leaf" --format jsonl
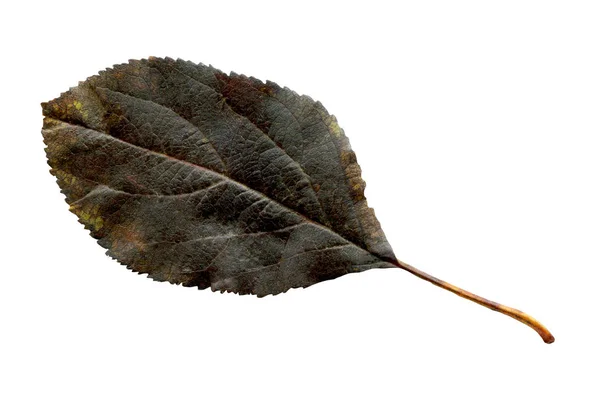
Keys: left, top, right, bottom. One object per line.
{"left": 42, "top": 57, "right": 554, "bottom": 343}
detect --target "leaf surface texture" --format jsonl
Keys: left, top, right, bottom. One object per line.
{"left": 42, "top": 57, "right": 396, "bottom": 296}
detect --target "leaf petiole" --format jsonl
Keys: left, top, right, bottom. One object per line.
{"left": 394, "top": 260, "right": 555, "bottom": 344}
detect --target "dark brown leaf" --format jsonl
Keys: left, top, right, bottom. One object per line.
{"left": 42, "top": 57, "right": 554, "bottom": 343}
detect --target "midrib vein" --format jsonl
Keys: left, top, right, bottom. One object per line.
{"left": 46, "top": 116, "right": 382, "bottom": 264}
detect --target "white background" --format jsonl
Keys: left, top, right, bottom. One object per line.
{"left": 1, "top": 1, "right": 599, "bottom": 396}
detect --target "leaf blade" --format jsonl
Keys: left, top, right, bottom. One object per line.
{"left": 42, "top": 57, "right": 395, "bottom": 295}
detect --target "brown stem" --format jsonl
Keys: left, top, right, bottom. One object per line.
{"left": 394, "top": 259, "right": 555, "bottom": 344}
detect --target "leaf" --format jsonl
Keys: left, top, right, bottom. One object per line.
{"left": 42, "top": 57, "right": 554, "bottom": 343}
